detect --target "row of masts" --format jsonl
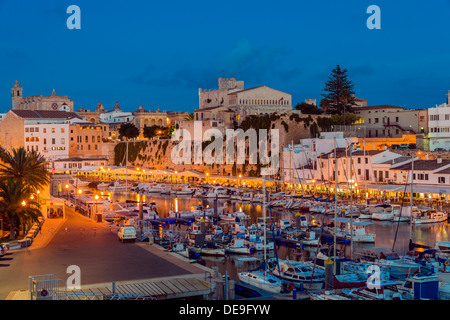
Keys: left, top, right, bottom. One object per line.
{"left": 282, "top": 135, "right": 416, "bottom": 278}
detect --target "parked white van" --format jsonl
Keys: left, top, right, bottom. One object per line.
{"left": 118, "top": 226, "right": 137, "bottom": 242}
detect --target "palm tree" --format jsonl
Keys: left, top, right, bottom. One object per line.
{"left": 184, "top": 113, "right": 195, "bottom": 121}
{"left": 118, "top": 122, "right": 139, "bottom": 140}
{"left": 0, "top": 179, "right": 42, "bottom": 240}
{"left": 0, "top": 147, "right": 50, "bottom": 192}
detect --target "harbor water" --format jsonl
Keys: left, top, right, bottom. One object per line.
{"left": 107, "top": 190, "right": 449, "bottom": 282}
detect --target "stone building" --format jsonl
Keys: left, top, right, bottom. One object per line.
{"left": 132, "top": 105, "right": 168, "bottom": 130}
{"left": 197, "top": 77, "right": 292, "bottom": 123}
{"left": 352, "top": 105, "right": 428, "bottom": 138}
{"left": 0, "top": 110, "right": 83, "bottom": 163}
{"left": 11, "top": 81, "right": 74, "bottom": 112}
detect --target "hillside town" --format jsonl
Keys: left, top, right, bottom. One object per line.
{"left": 1, "top": 73, "right": 450, "bottom": 302}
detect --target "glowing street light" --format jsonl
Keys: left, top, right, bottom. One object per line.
{"left": 21, "top": 200, "right": 26, "bottom": 206}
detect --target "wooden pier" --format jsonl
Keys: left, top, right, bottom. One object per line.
{"left": 59, "top": 274, "right": 215, "bottom": 300}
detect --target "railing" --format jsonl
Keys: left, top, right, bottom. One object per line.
{"left": 29, "top": 274, "right": 156, "bottom": 300}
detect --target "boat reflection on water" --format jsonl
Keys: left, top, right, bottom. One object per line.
{"left": 106, "top": 190, "right": 449, "bottom": 291}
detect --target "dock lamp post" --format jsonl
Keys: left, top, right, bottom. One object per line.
{"left": 65, "top": 184, "right": 69, "bottom": 201}
{"left": 77, "top": 189, "right": 82, "bottom": 208}
{"left": 94, "top": 194, "right": 99, "bottom": 220}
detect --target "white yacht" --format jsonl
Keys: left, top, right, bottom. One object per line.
{"left": 270, "top": 259, "right": 325, "bottom": 290}
{"left": 412, "top": 208, "right": 448, "bottom": 224}
{"left": 370, "top": 204, "right": 394, "bottom": 221}
{"left": 238, "top": 271, "right": 282, "bottom": 294}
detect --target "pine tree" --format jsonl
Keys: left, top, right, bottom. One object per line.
{"left": 321, "top": 65, "right": 356, "bottom": 121}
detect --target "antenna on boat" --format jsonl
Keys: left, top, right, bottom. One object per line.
{"left": 333, "top": 136, "right": 338, "bottom": 275}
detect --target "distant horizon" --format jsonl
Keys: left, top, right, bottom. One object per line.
{"left": 1, "top": 0, "right": 450, "bottom": 113}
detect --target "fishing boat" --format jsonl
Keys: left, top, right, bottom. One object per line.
{"left": 218, "top": 213, "right": 236, "bottom": 223}
{"left": 325, "top": 217, "right": 375, "bottom": 243}
{"left": 251, "top": 193, "right": 264, "bottom": 203}
{"left": 245, "top": 226, "right": 275, "bottom": 251}
{"left": 96, "top": 182, "right": 111, "bottom": 190}
{"left": 224, "top": 238, "right": 255, "bottom": 255}
{"left": 175, "top": 185, "right": 196, "bottom": 196}
{"left": 341, "top": 281, "right": 404, "bottom": 300}
{"left": 436, "top": 241, "right": 450, "bottom": 251}
{"left": 191, "top": 242, "right": 226, "bottom": 257}
{"left": 370, "top": 204, "right": 394, "bottom": 221}
{"left": 412, "top": 208, "right": 448, "bottom": 224}
{"left": 237, "top": 271, "right": 282, "bottom": 294}
{"left": 205, "top": 186, "right": 229, "bottom": 199}
{"left": 108, "top": 180, "right": 129, "bottom": 192}
{"left": 357, "top": 248, "right": 421, "bottom": 279}
{"left": 270, "top": 259, "right": 325, "bottom": 290}
{"left": 396, "top": 275, "right": 440, "bottom": 300}
{"left": 241, "top": 192, "right": 254, "bottom": 202}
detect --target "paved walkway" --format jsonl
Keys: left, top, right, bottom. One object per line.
{"left": 3, "top": 206, "right": 212, "bottom": 300}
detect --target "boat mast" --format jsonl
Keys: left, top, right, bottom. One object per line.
{"left": 263, "top": 175, "right": 267, "bottom": 276}
{"left": 410, "top": 154, "right": 414, "bottom": 240}
{"left": 349, "top": 139, "right": 353, "bottom": 260}
{"left": 126, "top": 140, "right": 128, "bottom": 194}
{"left": 333, "top": 137, "right": 338, "bottom": 275}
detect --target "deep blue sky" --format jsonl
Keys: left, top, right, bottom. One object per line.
{"left": 1, "top": 0, "right": 450, "bottom": 113}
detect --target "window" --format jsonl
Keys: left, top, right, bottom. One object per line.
{"left": 43, "top": 128, "right": 46, "bottom": 133}
{"left": 25, "top": 128, "right": 29, "bottom": 132}
{"left": 61, "top": 128, "right": 65, "bottom": 133}
{"left": 439, "top": 177, "right": 446, "bottom": 184}
{"left": 52, "top": 128, "right": 55, "bottom": 133}
{"left": 61, "top": 138, "right": 65, "bottom": 144}
{"left": 52, "top": 138, "right": 55, "bottom": 145}
{"left": 44, "top": 138, "right": 47, "bottom": 144}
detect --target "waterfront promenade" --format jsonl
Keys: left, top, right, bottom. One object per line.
{"left": 1, "top": 206, "right": 210, "bottom": 300}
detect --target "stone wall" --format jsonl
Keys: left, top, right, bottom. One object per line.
{"left": 115, "top": 113, "right": 333, "bottom": 177}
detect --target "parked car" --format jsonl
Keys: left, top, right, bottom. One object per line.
{"left": 118, "top": 226, "right": 137, "bottom": 243}
{"left": 408, "top": 143, "right": 416, "bottom": 149}
{"left": 0, "top": 244, "right": 7, "bottom": 257}
{"left": 391, "top": 144, "right": 400, "bottom": 149}
{"left": 399, "top": 144, "right": 409, "bottom": 149}
{"left": 435, "top": 148, "right": 446, "bottom": 151}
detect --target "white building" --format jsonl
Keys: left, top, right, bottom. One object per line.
{"left": 428, "top": 91, "right": 450, "bottom": 151}
{"left": 24, "top": 122, "right": 69, "bottom": 161}
{"left": 99, "top": 101, "right": 134, "bottom": 124}
{"left": 282, "top": 132, "right": 358, "bottom": 183}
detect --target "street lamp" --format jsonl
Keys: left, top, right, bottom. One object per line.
{"left": 65, "top": 184, "right": 69, "bottom": 201}
{"left": 77, "top": 189, "right": 82, "bottom": 208}
{"left": 94, "top": 194, "right": 99, "bottom": 219}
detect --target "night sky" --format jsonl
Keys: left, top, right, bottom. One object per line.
{"left": 1, "top": 0, "right": 450, "bottom": 113}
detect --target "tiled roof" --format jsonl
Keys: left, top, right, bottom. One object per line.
{"left": 12, "top": 110, "right": 82, "bottom": 119}
{"left": 391, "top": 159, "right": 450, "bottom": 171}
{"left": 379, "top": 156, "right": 412, "bottom": 165}
{"left": 352, "top": 105, "right": 404, "bottom": 111}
